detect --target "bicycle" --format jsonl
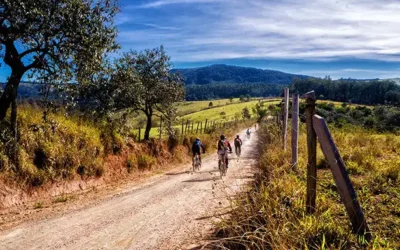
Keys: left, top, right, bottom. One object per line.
{"left": 235, "top": 146, "right": 241, "bottom": 160}
{"left": 218, "top": 151, "right": 231, "bottom": 178}
{"left": 193, "top": 153, "right": 201, "bottom": 172}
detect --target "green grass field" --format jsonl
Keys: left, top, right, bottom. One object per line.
{"left": 129, "top": 98, "right": 281, "bottom": 130}
{"left": 175, "top": 98, "right": 240, "bottom": 116}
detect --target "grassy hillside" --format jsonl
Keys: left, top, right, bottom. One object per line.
{"left": 129, "top": 98, "right": 279, "bottom": 130}
{"left": 0, "top": 99, "right": 257, "bottom": 189}
{"left": 180, "top": 99, "right": 279, "bottom": 122}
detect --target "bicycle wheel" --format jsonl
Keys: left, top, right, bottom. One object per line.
{"left": 223, "top": 161, "right": 227, "bottom": 176}
{"left": 196, "top": 156, "right": 201, "bottom": 171}
{"left": 219, "top": 160, "right": 223, "bottom": 178}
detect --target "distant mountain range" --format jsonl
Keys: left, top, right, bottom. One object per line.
{"left": 0, "top": 81, "right": 43, "bottom": 99}
{"left": 171, "top": 64, "right": 310, "bottom": 85}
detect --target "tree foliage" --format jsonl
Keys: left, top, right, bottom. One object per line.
{"left": 186, "top": 83, "right": 283, "bottom": 100}
{"left": 291, "top": 77, "right": 400, "bottom": 106}
{"left": 0, "top": 0, "right": 119, "bottom": 120}
{"left": 172, "top": 64, "right": 309, "bottom": 85}
{"left": 253, "top": 103, "right": 268, "bottom": 122}
{"left": 124, "top": 46, "right": 184, "bottom": 140}
{"left": 79, "top": 46, "right": 185, "bottom": 140}
{"left": 242, "top": 107, "right": 251, "bottom": 120}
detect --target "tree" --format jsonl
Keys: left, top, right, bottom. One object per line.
{"left": 245, "top": 94, "right": 251, "bottom": 101}
{"left": 0, "top": 0, "right": 119, "bottom": 121}
{"left": 242, "top": 107, "right": 251, "bottom": 119}
{"left": 252, "top": 103, "right": 267, "bottom": 122}
{"left": 122, "top": 46, "right": 184, "bottom": 140}
{"left": 77, "top": 59, "right": 142, "bottom": 119}
{"left": 239, "top": 95, "right": 245, "bottom": 102}
{"left": 209, "top": 101, "right": 213, "bottom": 107}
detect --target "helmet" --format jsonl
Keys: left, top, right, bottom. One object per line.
{"left": 220, "top": 134, "right": 225, "bottom": 140}
{"left": 236, "top": 135, "right": 239, "bottom": 138}
{"left": 196, "top": 138, "right": 200, "bottom": 141}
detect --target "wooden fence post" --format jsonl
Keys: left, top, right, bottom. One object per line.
{"left": 292, "top": 94, "right": 299, "bottom": 171}
{"left": 159, "top": 117, "right": 163, "bottom": 140}
{"left": 138, "top": 127, "right": 141, "bottom": 142}
{"left": 185, "top": 120, "right": 189, "bottom": 134}
{"left": 196, "top": 122, "right": 200, "bottom": 133}
{"left": 181, "top": 120, "right": 184, "bottom": 136}
{"left": 280, "top": 102, "right": 283, "bottom": 124}
{"left": 313, "top": 115, "right": 370, "bottom": 239}
{"left": 283, "top": 88, "right": 289, "bottom": 151}
{"left": 204, "top": 119, "right": 208, "bottom": 133}
{"left": 305, "top": 90, "right": 317, "bottom": 214}
{"left": 191, "top": 121, "right": 194, "bottom": 133}
{"left": 200, "top": 122, "right": 203, "bottom": 134}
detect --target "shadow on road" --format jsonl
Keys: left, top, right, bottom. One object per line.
{"left": 183, "top": 177, "right": 217, "bottom": 183}
{"left": 165, "top": 171, "right": 191, "bottom": 176}
{"left": 232, "top": 175, "right": 255, "bottom": 180}
{"left": 195, "top": 211, "right": 231, "bottom": 221}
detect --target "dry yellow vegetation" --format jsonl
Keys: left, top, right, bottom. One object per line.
{"left": 216, "top": 122, "right": 400, "bottom": 249}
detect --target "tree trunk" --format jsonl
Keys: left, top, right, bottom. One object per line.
{"left": 11, "top": 99, "right": 17, "bottom": 138}
{"left": 144, "top": 111, "right": 152, "bottom": 140}
{"left": 0, "top": 72, "right": 22, "bottom": 121}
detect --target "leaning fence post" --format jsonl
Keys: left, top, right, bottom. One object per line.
{"left": 313, "top": 115, "right": 370, "bottom": 239}
{"left": 204, "top": 119, "right": 208, "bottom": 133}
{"left": 305, "top": 90, "right": 317, "bottom": 214}
{"left": 283, "top": 88, "right": 289, "bottom": 151}
{"left": 292, "top": 94, "right": 299, "bottom": 171}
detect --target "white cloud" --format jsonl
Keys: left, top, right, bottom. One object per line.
{"left": 142, "top": 23, "right": 181, "bottom": 30}
{"left": 136, "top": 0, "right": 225, "bottom": 8}
{"left": 118, "top": 0, "right": 400, "bottom": 62}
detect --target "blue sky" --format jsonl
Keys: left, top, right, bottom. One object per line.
{"left": 2, "top": 0, "right": 400, "bottom": 81}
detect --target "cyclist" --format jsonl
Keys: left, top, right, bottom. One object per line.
{"left": 234, "top": 135, "right": 242, "bottom": 157}
{"left": 246, "top": 128, "right": 251, "bottom": 138}
{"left": 217, "top": 135, "right": 232, "bottom": 168}
{"left": 192, "top": 138, "right": 205, "bottom": 166}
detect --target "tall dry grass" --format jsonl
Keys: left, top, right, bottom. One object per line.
{"left": 214, "top": 122, "right": 399, "bottom": 249}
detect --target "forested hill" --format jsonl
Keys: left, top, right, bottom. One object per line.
{"left": 172, "top": 64, "right": 310, "bottom": 85}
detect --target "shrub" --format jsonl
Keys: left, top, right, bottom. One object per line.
{"left": 137, "top": 154, "right": 157, "bottom": 170}
{"left": 127, "top": 155, "right": 137, "bottom": 173}
{"left": 53, "top": 194, "right": 69, "bottom": 203}
{"left": 33, "top": 201, "right": 44, "bottom": 209}
{"left": 0, "top": 106, "right": 106, "bottom": 186}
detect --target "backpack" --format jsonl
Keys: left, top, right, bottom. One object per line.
{"left": 234, "top": 138, "right": 241, "bottom": 146}
{"left": 218, "top": 139, "right": 228, "bottom": 151}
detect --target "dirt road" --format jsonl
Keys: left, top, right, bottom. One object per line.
{"left": 0, "top": 129, "right": 258, "bottom": 250}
